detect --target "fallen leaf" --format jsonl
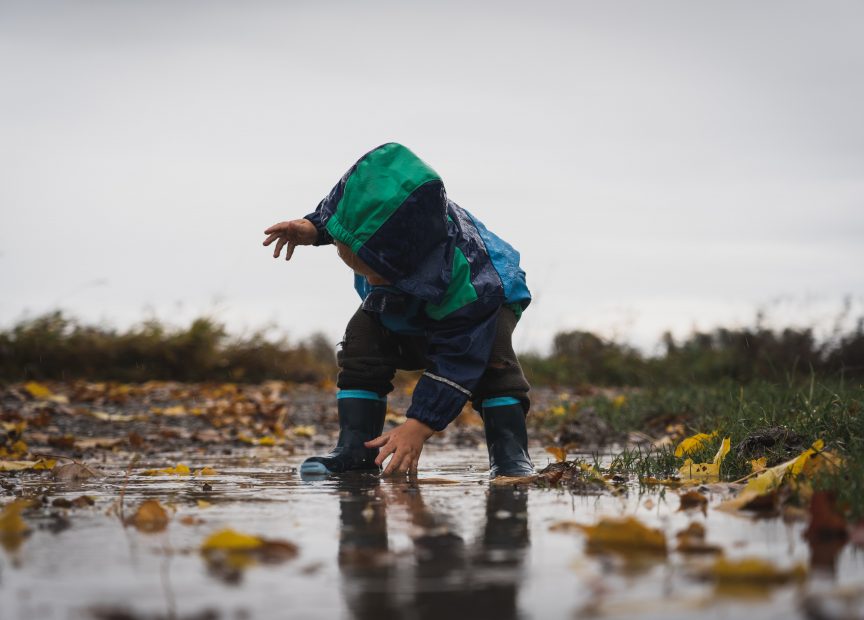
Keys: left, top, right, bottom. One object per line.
{"left": 545, "top": 446, "right": 567, "bottom": 463}
{"left": 88, "top": 410, "right": 136, "bottom": 422}
{"left": 675, "top": 431, "right": 718, "bottom": 457}
{"left": 195, "top": 467, "right": 218, "bottom": 476}
{"left": 577, "top": 516, "right": 667, "bottom": 555}
{"left": 706, "top": 557, "right": 806, "bottom": 584}
{"left": 196, "top": 500, "right": 212, "bottom": 509}
{"left": 127, "top": 500, "right": 170, "bottom": 533}
{"left": 23, "top": 381, "right": 53, "bottom": 399}
{"left": 678, "top": 490, "right": 708, "bottom": 514}
{"left": 291, "top": 426, "right": 315, "bottom": 438}
{"left": 52, "top": 462, "right": 102, "bottom": 482}
{"left": 749, "top": 457, "right": 767, "bottom": 473}
{"left": 0, "top": 500, "right": 31, "bottom": 552}
{"left": 678, "top": 437, "right": 731, "bottom": 482}
{"left": 142, "top": 463, "right": 191, "bottom": 476}
{"left": 180, "top": 515, "right": 206, "bottom": 526}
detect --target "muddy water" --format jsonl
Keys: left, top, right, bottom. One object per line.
{"left": 1, "top": 447, "right": 862, "bottom": 619}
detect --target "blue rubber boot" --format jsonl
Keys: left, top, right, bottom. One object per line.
{"left": 481, "top": 398, "right": 534, "bottom": 478}
{"left": 300, "top": 391, "right": 387, "bottom": 476}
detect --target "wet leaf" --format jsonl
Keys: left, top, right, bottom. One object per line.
{"left": 23, "top": 381, "right": 53, "bottom": 399}
{"left": 545, "top": 446, "right": 567, "bottom": 463}
{"left": 88, "top": 411, "right": 136, "bottom": 422}
{"left": 127, "top": 500, "right": 169, "bottom": 533}
{"left": 576, "top": 516, "right": 667, "bottom": 555}
{"left": 202, "top": 529, "right": 263, "bottom": 552}
{"left": 749, "top": 457, "right": 767, "bottom": 473}
{"left": 674, "top": 431, "right": 718, "bottom": 457}
{"left": 706, "top": 557, "right": 806, "bottom": 584}
{"left": 718, "top": 439, "right": 835, "bottom": 512}
{"left": 142, "top": 463, "right": 191, "bottom": 476}
{"left": 195, "top": 467, "right": 218, "bottom": 476}
{"left": 678, "top": 490, "right": 708, "bottom": 514}
{"left": 290, "top": 425, "right": 315, "bottom": 438}
{"left": 196, "top": 500, "right": 212, "bottom": 509}
{"left": 0, "top": 500, "right": 31, "bottom": 552}
{"left": 53, "top": 462, "right": 102, "bottom": 482}
{"left": 0, "top": 460, "right": 40, "bottom": 471}
{"left": 678, "top": 437, "right": 731, "bottom": 482}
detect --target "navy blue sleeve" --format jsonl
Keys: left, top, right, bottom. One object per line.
{"left": 303, "top": 200, "right": 334, "bottom": 247}
{"left": 406, "top": 308, "right": 499, "bottom": 431}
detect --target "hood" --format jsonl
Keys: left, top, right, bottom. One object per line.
{"left": 322, "top": 143, "right": 454, "bottom": 302}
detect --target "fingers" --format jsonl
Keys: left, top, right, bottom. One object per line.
{"left": 382, "top": 449, "right": 418, "bottom": 476}
{"left": 273, "top": 236, "right": 288, "bottom": 258}
{"left": 263, "top": 232, "right": 281, "bottom": 246}
{"left": 374, "top": 440, "right": 396, "bottom": 467}
{"left": 264, "top": 221, "right": 291, "bottom": 235}
{"left": 365, "top": 433, "right": 390, "bottom": 449}
{"left": 285, "top": 241, "right": 297, "bottom": 261}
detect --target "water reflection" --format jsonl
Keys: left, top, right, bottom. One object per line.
{"left": 335, "top": 476, "right": 530, "bottom": 619}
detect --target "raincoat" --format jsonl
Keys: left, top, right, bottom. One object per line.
{"left": 304, "top": 143, "right": 530, "bottom": 431}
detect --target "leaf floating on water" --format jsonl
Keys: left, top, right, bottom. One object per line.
{"left": 491, "top": 474, "right": 538, "bottom": 486}
{"left": 195, "top": 466, "right": 218, "bottom": 476}
{"left": 127, "top": 500, "right": 170, "bottom": 533}
{"left": 545, "top": 446, "right": 567, "bottom": 463}
{"left": 202, "top": 529, "right": 263, "bottom": 552}
{"left": 678, "top": 490, "right": 708, "bottom": 514}
{"left": 706, "top": 556, "right": 806, "bottom": 584}
{"left": 0, "top": 500, "right": 32, "bottom": 552}
{"left": 576, "top": 516, "right": 667, "bottom": 555}
{"left": 678, "top": 437, "right": 731, "bottom": 482}
{"left": 196, "top": 500, "right": 212, "bottom": 509}
{"left": 142, "top": 463, "right": 191, "bottom": 476}
{"left": 674, "top": 431, "right": 718, "bottom": 457}
{"left": 53, "top": 462, "right": 102, "bottom": 482}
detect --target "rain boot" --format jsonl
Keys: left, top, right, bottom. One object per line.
{"left": 481, "top": 397, "right": 534, "bottom": 478}
{"left": 300, "top": 390, "right": 386, "bottom": 476}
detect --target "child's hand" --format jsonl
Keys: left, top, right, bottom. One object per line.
{"left": 365, "top": 418, "right": 435, "bottom": 476}
{"left": 263, "top": 219, "right": 318, "bottom": 261}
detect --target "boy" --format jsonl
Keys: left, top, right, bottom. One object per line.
{"left": 263, "top": 143, "right": 533, "bottom": 478}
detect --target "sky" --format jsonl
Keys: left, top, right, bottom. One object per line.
{"left": 1, "top": 0, "right": 862, "bottom": 353}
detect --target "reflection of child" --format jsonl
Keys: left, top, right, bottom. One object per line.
{"left": 263, "top": 143, "right": 533, "bottom": 478}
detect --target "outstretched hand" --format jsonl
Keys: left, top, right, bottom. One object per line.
{"left": 365, "top": 418, "right": 435, "bottom": 476}
{"left": 263, "top": 219, "right": 318, "bottom": 261}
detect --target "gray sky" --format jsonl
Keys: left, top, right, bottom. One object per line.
{"left": 1, "top": 0, "right": 862, "bottom": 352}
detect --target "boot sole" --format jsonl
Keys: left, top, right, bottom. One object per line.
{"left": 299, "top": 461, "right": 332, "bottom": 476}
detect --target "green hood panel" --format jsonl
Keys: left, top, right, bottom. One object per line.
{"left": 325, "top": 143, "right": 441, "bottom": 253}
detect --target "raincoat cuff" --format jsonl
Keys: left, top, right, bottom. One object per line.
{"left": 406, "top": 375, "right": 469, "bottom": 432}
{"left": 303, "top": 213, "right": 333, "bottom": 246}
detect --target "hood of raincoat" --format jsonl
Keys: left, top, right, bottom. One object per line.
{"left": 317, "top": 143, "right": 454, "bottom": 303}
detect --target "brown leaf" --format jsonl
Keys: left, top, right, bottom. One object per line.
{"left": 678, "top": 490, "right": 708, "bottom": 514}
{"left": 53, "top": 462, "right": 102, "bottom": 482}
{"left": 127, "top": 500, "right": 170, "bottom": 533}
{"left": 545, "top": 446, "right": 567, "bottom": 463}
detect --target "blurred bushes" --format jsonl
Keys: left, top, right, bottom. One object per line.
{"left": 0, "top": 312, "right": 335, "bottom": 383}
{"left": 2, "top": 311, "right": 863, "bottom": 386}
{"left": 522, "top": 319, "right": 864, "bottom": 387}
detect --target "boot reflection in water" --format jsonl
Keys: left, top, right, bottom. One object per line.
{"left": 338, "top": 481, "right": 530, "bottom": 620}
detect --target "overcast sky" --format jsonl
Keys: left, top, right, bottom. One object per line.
{"left": 1, "top": 0, "right": 862, "bottom": 352}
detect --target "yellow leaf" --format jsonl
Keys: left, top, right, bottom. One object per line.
{"left": 549, "top": 405, "right": 567, "bottom": 417}
{"left": 201, "top": 528, "right": 263, "bottom": 552}
{"left": 257, "top": 436, "right": 276, "bottom": 447}
{"left": 196, "top": 500, "right": 212, "bottom": 509}
{"left": 612, "top": 395, "right": 627, "bottom": 408}
{"left": 749, "top": 457, "right": 767, "bottom": 473}
{"left": 674, "top": 431, "right": 718, "bottom": 457}
{"left": 545, "top": 446, "right": 567, "bottom": 463}
{"left": 708, "top": 557, "right": 806, "bottom": 584}
{"left": 142, "top": 463, "right": 191, "bottom": 476}
{"left": 0, "top": 500, "right": 31, "bottom": 552}
{"left": 160, "top": 405, "right": 188, "bottom": 416}
{"left": 33, "top": 459, "right": 56, "bottom": 470}
{"left": 291, "top": 425, "right": 315, "bottom": 438}
{"left": 577, "top": 516, "right": 667, "bottom": 554}
{"left": 718, "top": 439, "right": 832, "bottom": 512}
{"left": 195, "top": 466, "right": 218, "bottom": 476}
{"left": 0, "top": 460, "right": 39, "bottom": 471}
{"left": 128, "top": 500, "right": 169, "bottom": 533}
{"left": 678, "top": 437, "right": 730, "bottom": 482}
{"left": 23, "top": 381, "right": 52, "bottom": 399}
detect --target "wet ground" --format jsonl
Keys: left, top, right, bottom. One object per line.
{"left": 1, "top": 446, "right": 863, "bottom": 620}
{"left": 1, "top": 382, "right": 863, "bottom": 619}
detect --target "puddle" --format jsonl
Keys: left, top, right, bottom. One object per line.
{"left": 1, "top": 447, "right": 863, "bottom": 619}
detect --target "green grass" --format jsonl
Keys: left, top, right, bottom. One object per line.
{"left": 534, "top": 378, "right": 864, "bottom": 516}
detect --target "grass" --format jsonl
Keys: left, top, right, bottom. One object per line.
{"left": 533, "top": 378, "right": 864, "bottom": 517}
